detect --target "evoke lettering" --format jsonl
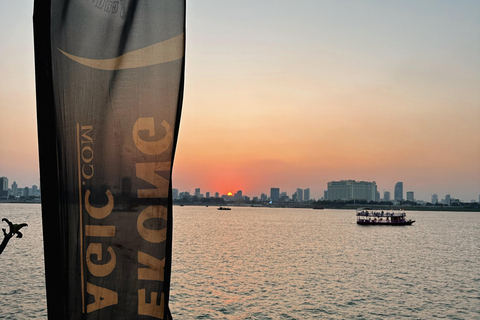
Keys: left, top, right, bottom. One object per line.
{"left": 76, "top": 118, "right": 172, "bottom": 318}
{"left": 78, "top": 124, "right": 118, "bottom": 313}
{"left": 133, "top": 117, "right": 172, "bottom": 319}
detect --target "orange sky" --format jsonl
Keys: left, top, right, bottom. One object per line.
{"left": 1, "top": 1, "right": 479, "bottom": 201}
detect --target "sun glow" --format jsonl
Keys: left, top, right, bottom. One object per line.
{"left": 227, "top": 192, "right": 233, "bottom": 196}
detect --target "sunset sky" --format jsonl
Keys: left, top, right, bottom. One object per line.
{"left": 1, "top": 0, "right": 479, "bottom": 201}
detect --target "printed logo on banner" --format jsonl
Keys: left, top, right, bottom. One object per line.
{"left": 76, "top": 119, "right": 175, "bottom": 318}
{"left": 58, "top": 33, "right": 185, "bottom": 70}
{"left": 88, "top": 0, "right": 127, "bottom": 18}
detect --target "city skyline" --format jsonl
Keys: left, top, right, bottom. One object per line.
{"left": 170, "top": 179, "right": 476, "bottom": 203}
{"left": 0, "top": 175, "right": 40, "bottom": 198}
{"left": 1, "top": 166, "right": 478, "bottom": 203}
{"left": 1, "top": 171, "right": 477, "bottom": 203}
{"left": 1, "top": 1, "right": 479, "bottom": 203}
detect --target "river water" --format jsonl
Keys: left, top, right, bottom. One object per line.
{"left": 0, "top": 204, "right": 479, "bottom": 319}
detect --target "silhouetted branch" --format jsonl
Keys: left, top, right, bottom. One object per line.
{"left": 0, "top": 218, "right": 28, "bottom": 256}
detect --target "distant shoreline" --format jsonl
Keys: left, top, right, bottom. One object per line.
{"left": 1, "top": 201, "right": 478, "bottom": 212}
{"left": 175, "top": 203, "right": 480, "bottom": 212}
{"left": 0, "top": 200, "right": 41, "bottom": 204}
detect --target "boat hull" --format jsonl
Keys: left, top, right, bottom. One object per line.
{"left": 357, "top": 220, "right": 415, "bottom": 226}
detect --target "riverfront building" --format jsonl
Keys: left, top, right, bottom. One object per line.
{"left": 304, "top": 188, "right": 310, "bottom": 201}
{"left": 270, "top": 188, "right": 280, "bottom": 201}
{"left": 0, "top": 177, "right": 7, "bottom": 191}
{"left": 327, "top": 180, "right": 378, "bottom": 202}
{"left": 406, "top": 191, "right": 414, "bottom": 201}
{"left": 394, "top": 182, "right": 404, "bottom": 201}
{"left": 384, "top": 191, "right": 391, "bottom": 201}
{"left": 296, "top": 188, "right": 304, "bottom": 202}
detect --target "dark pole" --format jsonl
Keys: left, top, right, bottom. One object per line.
{"left": 33, "top": 1, "right": 68, "bottom": 319}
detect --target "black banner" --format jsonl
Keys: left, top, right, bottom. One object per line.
{"left": 34, "top": 1, "right": 185, "bottom": 319}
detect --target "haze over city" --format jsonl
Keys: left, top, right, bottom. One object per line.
{"left": 1, "top": 1, "right": 479, "bottom": 202}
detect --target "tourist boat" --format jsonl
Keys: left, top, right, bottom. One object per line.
{"left": 356, "top": 208, "right": 414, "bottom": 225}
{"left": 217, "top": 207, "right": 231, "bottom": 210}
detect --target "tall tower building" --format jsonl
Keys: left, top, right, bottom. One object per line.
{"left": 406, "top": 191, "right": 414, "bottom": 201}
{"left": 384, "top": 191, "right": 391, "bottom": 201}
{"left": 431, "top": 194, "right": 438, "bottom": 204}
{"left": 234, "top": 190, "right": 243, "bottom": 201}
{"left": 0, "top": 177, "right": 8, "bottom": 198}
{"left": 11, "top": 181, "right": 18, "bottom": 197}
{"left": 32, "top": 185, "right": 39, "bottom": 197}
{"left": 172, "top": 188, "right": 179, "bottom": 200}
{"left": 296, "top": 188, "right": 304, "bottom": 202}
{"left": 270, "top": 188, "right": 280, "bottom": 201}
{"left": 304, "top": 188, "right": 310, "bottom": 201}
{"left": 0, "top": 177, "right": 8, "bottom": 191}
{"left": 445, "top": 194, "right": 451, "bottom": 205}
{"left": 205, "top": 192, "right": 210, "bottom": 199}
{"left": 394, "top": 182, "right": 403, "bottom": 201}
{"left": 194, "top": 188, "right": 200, "bottom": 197}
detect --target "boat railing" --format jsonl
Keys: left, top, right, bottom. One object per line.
{"left": 356, "top": 211, "right": 406, "bottom": 217}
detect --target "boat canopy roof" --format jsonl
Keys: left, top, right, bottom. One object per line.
{"left": 356, "top": 208, "right": 406, "bottom": 217}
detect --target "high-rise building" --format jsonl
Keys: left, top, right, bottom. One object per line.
{"left": 304, "top": 188, "right": 310, "bottom": 201}
{"left": 327, "top": 180, "right": 377, "bottom": 201}
{"left": 406, "top": 191, "right": 414, "bottom": 202}
{"left": 384, "top": 191, "right": 391, "bottom": 201}
{"left": 11, "top": 181, "right": 18, "bottom": 197}
{"left": 445, "top": 194, "right": 451, "bottom": 205}
{"left": 296, "top": 188, "right": 304, "bottom": 202}
{"left": 0, "top": 176, "right": 7, "bottom": 198}
{"left": 324, "top": 190, "right": 328, "bottom": 200}
{"left": 172, "top": 188, "right": 179, "bottom": 200}
{"left": 261, "top": 193, "right": 267, "bottom": 202}
{"left": 431, "top": 194, "right": 438, "bottom": 204}
{"left": 234, "top": 190, "right": 243, "bottom": 201}
{"left": 270, "top": 188, "right": 280, "bottom": 201}
{"left": 215, "top": 192, "right": 219, "bottom": 198}
{"left": 194, "top": 188, "right": 201, "bottom": 197}
{"left": 394, "top": 182, "right": 403, "bottom": 201}
{"left": 32, "top": 185, "right": 39, "bottom": 197}
{"left": 206, "top": 192, "right": 210, "bottom": 199}
{"left": 0, "top": 177, "right": 8, "bottom": 191}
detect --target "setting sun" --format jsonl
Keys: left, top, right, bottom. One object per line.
{"left": 227, "top": 192, "right": 233, "bottom": 196}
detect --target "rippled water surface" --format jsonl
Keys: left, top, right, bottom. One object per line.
{"left": 170, "top": 207, "right": 480, "bottom": 319}
{"left": 1, "top": 204, "right": 479, "bottom": 319}
{"left": 0, "top": 204, "right": 47, "bottom": 319}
